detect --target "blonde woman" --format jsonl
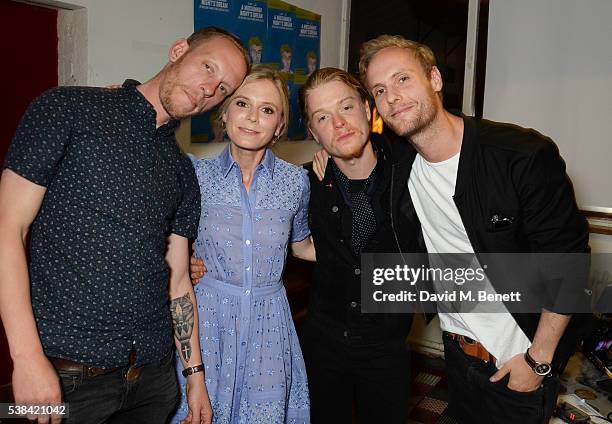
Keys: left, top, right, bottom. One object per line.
{"left": 171, "top": 66, "right": 313, "bottom": 424}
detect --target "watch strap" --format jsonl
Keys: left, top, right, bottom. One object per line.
{"left": 524, "top": 348, "right": 552, "bottom": 376}
{"left": 524, "top": 348, "right": 537, "bottom": 368}
{"left": 182, "top": 364, "right": 204, "bottom": 378}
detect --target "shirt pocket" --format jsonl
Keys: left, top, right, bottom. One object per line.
{"left": 486, "top": 209, "right": 519, "bottom": 233}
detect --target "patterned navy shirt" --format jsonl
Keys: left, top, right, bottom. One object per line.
{"left": 4, "top": 80, "right": 201, "bottom": 367}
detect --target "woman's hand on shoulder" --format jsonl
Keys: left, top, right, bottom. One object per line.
{"left": 312, "top": 149, "right": 329, "bottom": 181}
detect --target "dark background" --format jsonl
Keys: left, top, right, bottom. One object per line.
{"left": 347, "top": 0, "right": 489, "bottom": 117}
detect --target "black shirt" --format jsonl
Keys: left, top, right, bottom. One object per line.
{"left": 306, "top": 133, "right": 422, "bottom": 341}
{"left": 4, "top": 80, "right": 201, "bottom": 367}
{"left": 331, "top": 156, "right": 380, "bottom": 254}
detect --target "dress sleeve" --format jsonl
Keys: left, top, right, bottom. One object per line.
{"left": 4, "top": 88, "right": 73, "bottom": 187}
{"left": 290, "top": 168, "right": 311, "bottom": 243}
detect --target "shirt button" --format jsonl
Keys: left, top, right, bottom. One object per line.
{"left": 354, "top": 268, "right": 361, "bottom": 275}
{"left": 241, "top": 341, "right": 246, "bottom": 346}
{"left": 331, "top": 205, "right": 339, "bottom": 213}
{"left": 245, "top": 266, "right": 250, "bottom": 271}
{"left": 245, "top": 240, "right": 251, "bottom": 245}
{"left": 350, "top": 301, "right": 358, "bottom": 308}
{"left": 340, "top": 239, "right": 344, "bottom": 244}
{"left": 245, "top": 289, "right": 251, "bottom": 295}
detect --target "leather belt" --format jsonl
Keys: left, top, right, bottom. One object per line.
{"left": 445, "top": 331, "right": 497, "bottom": 364}
{"left": 49, "top": 349, "right": 143, "bottom": 382}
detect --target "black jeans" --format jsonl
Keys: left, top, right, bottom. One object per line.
{"left": 57, "top": 352, "right": 178, "bottom": 424}
{"left": 302, "top": 319, "right": 411, "bottom": 424}
{"left": 443, "top": 333, "right": 561, "bottom": 424}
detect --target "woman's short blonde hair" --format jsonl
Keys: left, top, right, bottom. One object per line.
{"left": 217, "top": 65, "right": 290, "bottom": 141}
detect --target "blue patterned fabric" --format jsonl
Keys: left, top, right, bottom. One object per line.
{"left": 171, "top": 147, "right": 310, "bottom": 424}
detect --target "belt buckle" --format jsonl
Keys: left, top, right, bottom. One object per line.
{"left": 462, "top": 341, "right": 495, "bottom": 363}
{"left": 446, "top": 332, "right": 495, "bottom": 363}
{"left": 126, "top": 365, "right": 143, "bottom": 382}
{"left": 459, "top": 335, "right": 476, "bottom": 345}
{"left": 85, "top": 366, "right": 116, "bottom": 378}
{"left": 125, "top": 347, "right": 143, "bottom": 382}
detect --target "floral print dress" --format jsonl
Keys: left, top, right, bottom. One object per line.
{"left": 171, "top": 147, "right": 310, "bottom": 424}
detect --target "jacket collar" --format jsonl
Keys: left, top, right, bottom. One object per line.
{"left": 397, "top": 115, "right": 476, "bottom": 198}
{"left": 454, "top": 115, "right": 477, "bottom": 197}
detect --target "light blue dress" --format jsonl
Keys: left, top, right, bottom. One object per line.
{"left": 171, "top": 147, "right": 311, "bottom": 424}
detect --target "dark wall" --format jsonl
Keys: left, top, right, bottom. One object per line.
{"left": 0, "top": 0, "right": 58, "bottom": 387}
{"left": 0, "top": 1, "right": 58, "bottom": 166}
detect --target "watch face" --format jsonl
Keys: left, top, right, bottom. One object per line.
{"left": 534, "top": 363, "right": 551, "bottom": 376}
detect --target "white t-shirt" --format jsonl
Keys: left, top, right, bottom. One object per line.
{"left": 408, "top": 152, "right": 530, "bottom": 367}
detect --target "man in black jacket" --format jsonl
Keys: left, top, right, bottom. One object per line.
{"left": 298, "top": 68, "right": 423, "bottom": 423}
{"left": 359, "top": 35, "right": 590, "bottom": 423}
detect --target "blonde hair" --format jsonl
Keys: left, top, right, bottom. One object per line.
{"left": 299, "top": 67, "right": 370, "bottom": 125}
{"left": 359, "top": 35, "right": 437, "bottom": 87}
{"left": 248, "top": 36, "right": 262, "bottom": 47}
{"left": 217, "top": 65, "right": 290, "bottom": 141}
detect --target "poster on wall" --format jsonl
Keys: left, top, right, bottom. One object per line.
{"left": 265, "top": 0, "right": 297, "bottom": 138}
{"left": 194, "top": 0, "right": 234, "bottom": 29}
{"left": 191, "top": 0, "right": 319, "bottom": 142}
{"left": 290, "top": 7, "right": 321, "bottom": 139}
{"left": 264, "top": 0, "right": 295, "bottom": 72}
{"left": 294, "top": 7, "right": 320, "bottom": 79}
{"left": 192, "top": 0, "right": 235, "bottom": 142}
{"left": 233, "top": 0, "right": 268, "bottom": 66}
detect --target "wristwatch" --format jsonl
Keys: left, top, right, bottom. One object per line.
{"left": 524, "top": 348, "right": 552, "bottom": 377}
{"left": 182, "top": 364, "right": 204, "bottom": 378}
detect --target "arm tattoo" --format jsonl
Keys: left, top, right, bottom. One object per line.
{"left": 170, "top": 293, "right": 195, "bottom": 362}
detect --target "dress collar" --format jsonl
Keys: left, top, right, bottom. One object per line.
{"left": 218, "top": 145, "right": 276, "bottom": 180}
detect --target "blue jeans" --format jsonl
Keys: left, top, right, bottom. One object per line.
{"left": 57, "top": 352, "right": 178, "bottom": 424}
{"left": 443, "top": 333, "right": 561, "bottom": 424}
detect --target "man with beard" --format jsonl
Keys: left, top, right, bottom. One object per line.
{"left": 299, "top": 68, "right": 422, "bottom": 423}
{"left": 0, "top": 27, "right": 248, "bottom": 424}
{"left": 359, "top": 35, "right": 589, "bottom": 423}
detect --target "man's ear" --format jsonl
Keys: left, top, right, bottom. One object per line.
{"left": 308, "top": 127, "right": 321, "bottom": 145}
{"left": 364, "top": 99, "right": 372, "bottom": 123}
{"left": 430, "top": 66, "right": 443, "bottom": 94}
{"left": 168, "top": 39, "right": 189, "bottom": 63}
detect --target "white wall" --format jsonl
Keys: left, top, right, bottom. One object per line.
{"left": 60, "top": 0, "right": 345, "bottom": 162}
{"left": 65, "top": 0, "right": 346, "bottom": 86}
{"left": 65, "top": 0, "right": 191, "bottom": 86}
{"left": 484, "top": 0, "right": 612, "bottom": 209}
